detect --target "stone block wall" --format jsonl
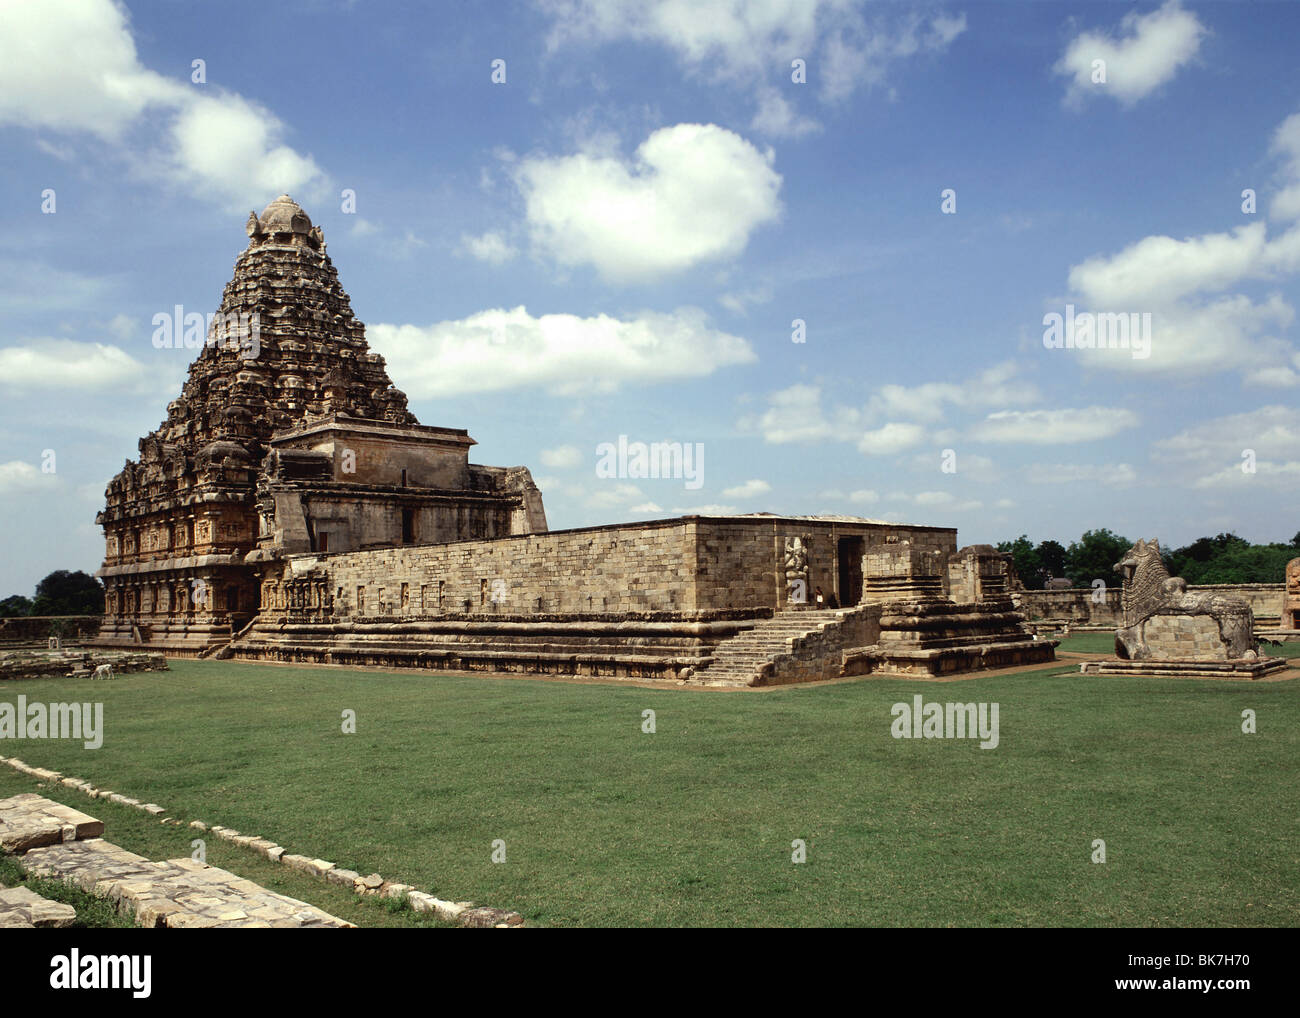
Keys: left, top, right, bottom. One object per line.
{"left": 260, "top": 516, "right": 961, "bottom": 619}
{"left": 294, "top": 520, "right": 699, "bottom": 615}
{"left": 1142, "top": 614, "right": 1230, "bottom": 661}
{"left": 0, "top": 616, "right": 103, "bottom": 645}
{"left": 1018, "top": 583, "right": 1284, "bottom": 624}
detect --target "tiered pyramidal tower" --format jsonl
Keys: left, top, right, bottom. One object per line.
{"left": 96, "top": 196, "right": 545, "bottom": 654}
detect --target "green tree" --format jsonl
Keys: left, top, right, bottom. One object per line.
{"left": 0, "top": 594, "right": 34, "bottom": 618}
{"left": 1064, "top": 529, "right": 1131, "bottom": 587}
{"left": 1036, "top": 540, "right": 1067, "bottom": 581}
{"left": 29, "top": 570, "right": 104, "bottom": 616}
{"left": 996, "top": 535, "right": 1045, "bottom": 589}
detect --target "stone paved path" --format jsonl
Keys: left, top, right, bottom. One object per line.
{"left": 0, "top": 884, "right": 77, "bottom": 928}
{"left": 0, "top": 792, "right": 104, "bottom": 852}
{"left": 2, "top": 794, "right": 353, "bottom": 928}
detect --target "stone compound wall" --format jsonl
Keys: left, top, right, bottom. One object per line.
{"left": 304, "top": 519, "right": 699, "bottom": 615}
{"left": 264, "top": 516, "right": 960, "bottom": 617}
{"left": 0, "top": 616, "right": 102, "bottom": 646}
{"left": 1018, "top": 583, "right": 1284, "bottom": 624}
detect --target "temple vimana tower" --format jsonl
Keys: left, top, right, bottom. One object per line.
{"left": 96, "top": 196, "right": 546, "bottom": 653}
{"left": 96, "top": 197, "right": 1053, "bottom": 685}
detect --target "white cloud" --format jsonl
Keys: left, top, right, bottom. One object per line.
{"left": 971, "top": 407, "right": 1139, "bottom": 444}
{"left": 1193, "top": 460, "right": 1300, "bottom": 491}
{"left": 849, "top": 489, "right": 878, "bottom": 504}
{"left": 539, "top": 2, "right": 964, "bottom": 130}
{"left": 1153, "top": 405, "right": 1300, "bottom": 466}
{"left": 751, "top": 87, "right": 821, "bottom": 139}
{"left": 0, "top": 339, "right": 149, "bottom": 392}
{"left": 540, "top": 445, "right": 584, "bottom": 469}
{"left": 628, "top": 502, "right": 663, "bottom": 514}
{"left": 870, "top": 361, "right": 1039, "bottom": 423}
{"left": 857, "top": 421, "right": 926, "bottom": 455}
{"left": 371, "top": 305, "right": 755, "bottom": 397}
{"left": 587, "top": 482, "right": 644, "bottom": 509}
{"left": 0, "top": 461, "right": 49, "bottom": 494}
{"left": 1055, "top": 0, "right": 1206, "bottom": 107}
{"left": 1069, "top": 225, "right": 1269, "bottom": 308}
{"left": 514, "top": 123, "right": 781, "bottom": 282}
{"left": 0, "top": 0, "right": 325, "bottom": 208}
{"left": 672, "top": 503, "right": 739, "bottom": 515}
{"left": 460, "top": 231, "right": 518, "bottom": 265}
{"left": 721, "top": 479, "right": 771, "bottom": 499}
{"left": 718, "top": 286, "right": 773, "bottom": 316}
{"left": 1027, "top": 463, "right": 1138, "bottom": 486}
{"left": 741, "top": 384, "right": 842, "bottom": 444}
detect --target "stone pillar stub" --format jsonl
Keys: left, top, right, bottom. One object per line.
{"left": 862, "top": 542, "right": 945, "bottom": 604}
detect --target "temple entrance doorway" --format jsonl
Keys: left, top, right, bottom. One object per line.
{"left": 837, "top": 537, "right": 864, "bottom": 606}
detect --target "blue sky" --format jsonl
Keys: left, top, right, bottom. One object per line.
{"left": 2, "top": 0, "right": 1299, "bottom": 596}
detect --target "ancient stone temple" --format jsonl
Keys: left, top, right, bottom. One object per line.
{"left": 1080, "top": 538, "right": 1287, "bottom": 679}
{"left": 95, "top": 195, "right": 1053, "bottom": 686}
{"left": 95, "top": 196, "right": 545, "bottom": 654}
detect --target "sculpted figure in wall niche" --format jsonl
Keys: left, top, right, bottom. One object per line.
{"left": 783, "top": 535, "right": 811, "bottom": 604}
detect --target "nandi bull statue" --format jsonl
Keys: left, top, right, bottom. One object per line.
{"left": 1113, "top": 538, "right": 1256, "bottom": 661}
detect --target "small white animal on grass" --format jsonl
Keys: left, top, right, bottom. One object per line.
{"left": 91, "top": 663, "right": 114, "bottom": 680}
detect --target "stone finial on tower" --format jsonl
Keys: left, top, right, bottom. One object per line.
{"left": 246, "top": 194, "right": 322, "bottom": 250}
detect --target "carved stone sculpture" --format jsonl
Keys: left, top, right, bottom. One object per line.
{"left": 1114, "top": 538, "right": 1255, "bottom": 660}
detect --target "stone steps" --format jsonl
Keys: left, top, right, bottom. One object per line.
{"left": 695, "top": 611, "right": 848, "bottom": 686}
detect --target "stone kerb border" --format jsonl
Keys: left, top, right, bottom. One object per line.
{"left": 0, "top": 755, "right": 523, "bottom": 928}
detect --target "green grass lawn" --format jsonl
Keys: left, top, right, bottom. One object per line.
{"left": 2, "top": 655, "right": 1297, "bottom": 927}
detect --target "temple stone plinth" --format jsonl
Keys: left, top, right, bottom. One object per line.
{"left": 845, "top": 542, "right": 1056, "bottom": 677}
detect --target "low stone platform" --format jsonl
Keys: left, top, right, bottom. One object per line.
{"left": 0, "top": 792, "right": 105, "bottom": 852}
{"left": 1079, "top": 657, "right": 1290, "bottom": 679}
{"left": 844, "top": 598, "right": 1057, "bottom": 678}
{"left": 229, "top": 612, "right": 764, "bottom": 682}
{"left": 0, "top": 884, "right": 76, "bottom": 928}
{"left": 20, "top": 839, "right": 354, "bottom": 928}
{"left": 0, "top": 649, "right": 168, "bottom": 681}
{"left": 2, "top": 794, "right": 353, "bottom": 928}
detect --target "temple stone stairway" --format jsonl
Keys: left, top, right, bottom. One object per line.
{"left": 693, "top": 610, "right": 851, "bottom": 687}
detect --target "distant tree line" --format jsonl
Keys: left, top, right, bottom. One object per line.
{"left": 0, "top": 570, "right": 104, "bottom": 617}
{"left": 996, "top": 531, "right": 1300, "bottom": 590}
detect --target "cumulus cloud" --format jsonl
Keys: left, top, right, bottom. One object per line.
{"left": 857, "top": 421, "right": 926, "bottom": 455}
{"left": 540, "top": 445, "right": 584, "bottom": 469}
{"left": 739, "top": 383, "right": 855, "bottom": 444}
{"left": 541, "top": 1, "right": 963, "bottom": 103}
{"left": 371, "top": 305, "right": 755, "bottom": 397}
{"left": 460, "top": 231, "right": 518, "bottom": 265}
{"left": 751, "top": 87, "right": 821, "bottom": 139}
{"left": 513, "top": 123, "right": 781, "bottom": 282}
{"left": 0, "top": 339, "right": 150, "bottom": 392}
{"left": 721, "top": 479, "right": 771, "bottom": 499}
{"left": 1027, "top": 463, "right": 1137, "bottom": 486}
{"left": 0, "top": 461, "right": 49, "bottom": 494}
{"left": 1153, "top": 406, "right": 1300, "bottom": 472}
{"left": 971, "top": 407, "right": 1139, "bottom": 444}
{"left": 870, "top": 361, "right": 1039, "bottom": 424}
{"left": 1055, "top": 110, "right": 1300, "bottom": 383}
{"left": 0, "top": 0, "right": 325, "bottom": 208}
{"left": 1055, "top": 0, "right": 1206, "bottom": 107}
